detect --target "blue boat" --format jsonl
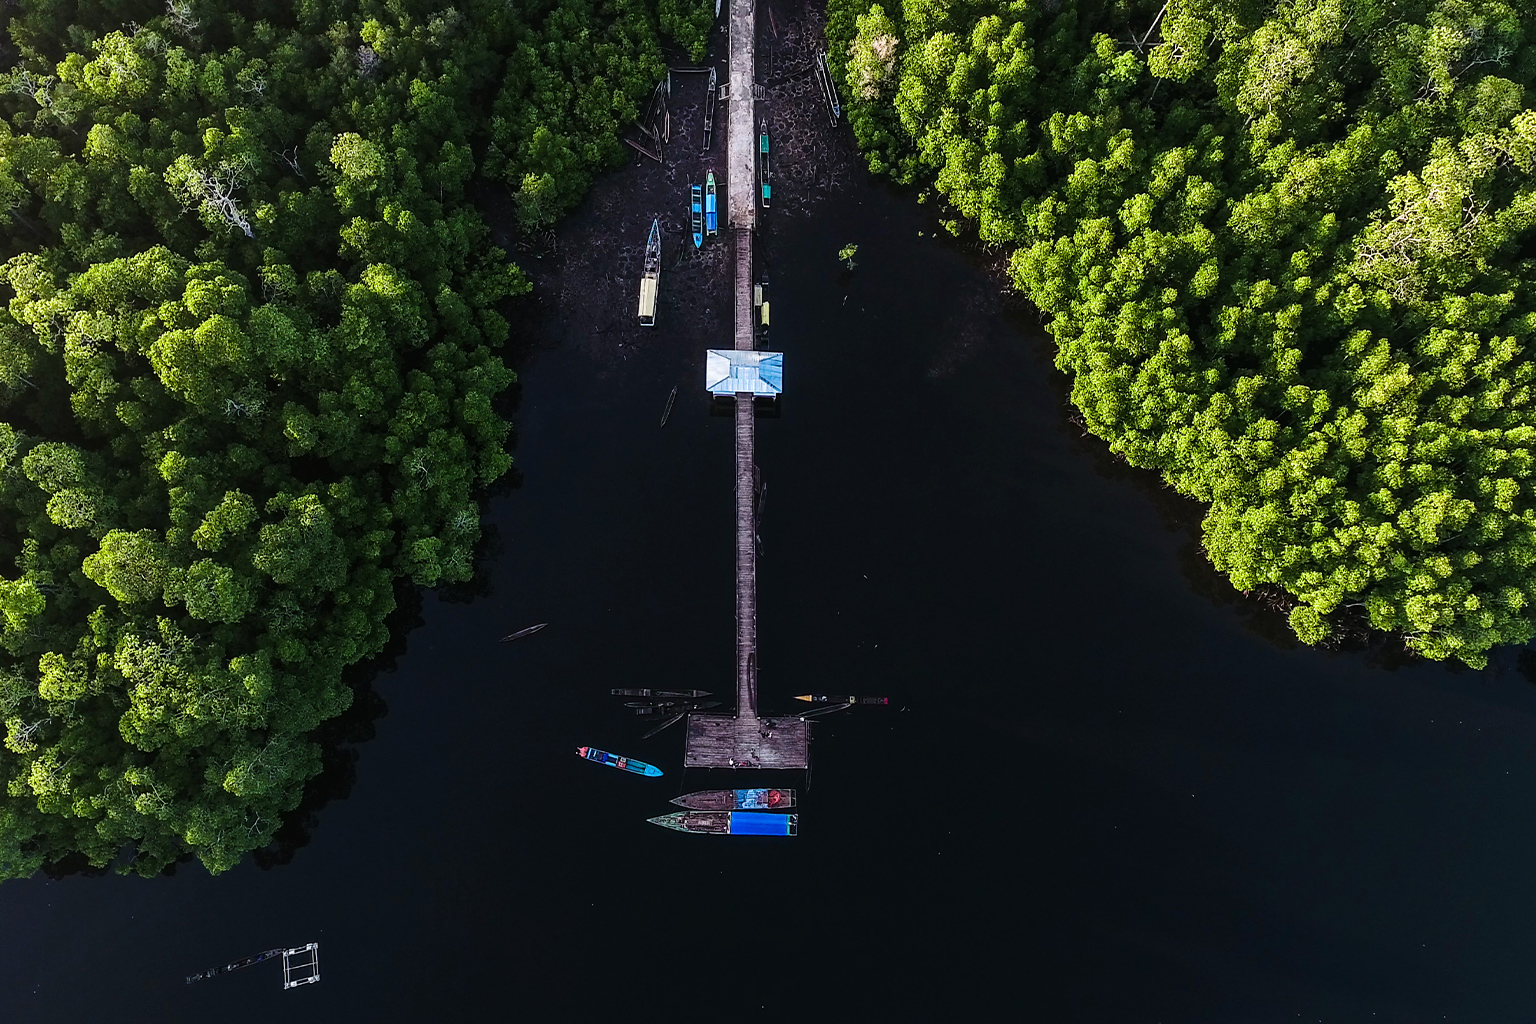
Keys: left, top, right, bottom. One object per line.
{"left": 705, "top": 172, "right": 718, "bottom": 236}
{"left": 576, "top": 745, "right": 662, "bottom": 777}
{"left": 690, "top": 184, "right": 704, "bottom": 248}
{"left": 758, "top": 121, "right": 771, "bottom": 208}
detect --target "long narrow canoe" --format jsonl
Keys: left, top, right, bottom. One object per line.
{"left": 758, "top": 121, "right": 771, "bottom": 208}
{"left": 576, "top": 746, "right": 662, "bottom": 776}
{"left": 671, "top": 789, "right": 796, "bottom": 810}
{"left": 611, "top": 688, "right": 712, "bottom": 698}
{"left": 648, "top": 811, "right": 797, "bottom": 835}
{"left": 690, "top": 184, "right": 703, "bottom": 248}
{"left": 659, "top": 384, "right": 678, "bottom": 427}
{"left": 794, "top": 694, "right": 889, "bottom": 704}
{"left": 631, "top": 700, "right": 720, "bottom": 715}
{"left": 705, "top": 172, "right": 718, "bottom": 235}
{"left": 499, "top": 622, "right": 547, "bottom": 642}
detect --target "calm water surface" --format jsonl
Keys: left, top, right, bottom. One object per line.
{"left": 3, "top": 175, "right": 1536, "bottom": 1023}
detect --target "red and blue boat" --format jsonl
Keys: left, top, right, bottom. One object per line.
{"left": 670, "top": 788, "right": 795, "bottom": 810}
{"left": 576, "top": 746, "right": 663, "bottom": 776}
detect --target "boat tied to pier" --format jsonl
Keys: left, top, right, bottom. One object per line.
{"left": 701, "top": 66, "right": 717, "bottom": 151}
{"left": 637, "top": 218, "right": 661, "bottom": 326}
{"left": 577, "top": 746, "right": 663, "bottom": 776}
{"left": 631, "top": 700, "right": 720, "bottom": 715}
{"left": 690, "top": 184, "right": 704, "bottom": 248}
{"left": 794, "top": 694, "right": 889, "bottom": 704}
{"left": 611, "top": 688, "right": 712, "bottom": 698}
{"left": 670, "top": 789, "right": 796, "bottom": 810}
{"left": 647, "top": 811, "right": 798, "bottom": 835}
{"left": 758, "top": 121, "right": 771, "bottom": 208}
{"left": 705, "top": 172, "right": 718, "bottom": 236}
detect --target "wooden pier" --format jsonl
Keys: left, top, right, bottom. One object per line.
{"left": 684, "top": 0, "right": 809, "bottom": 770}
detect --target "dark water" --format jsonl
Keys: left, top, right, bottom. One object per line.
{"left": 5, "top": 176, "right": 1536, "bottom": 1023}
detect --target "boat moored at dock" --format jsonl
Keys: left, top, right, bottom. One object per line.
{"left": 611, "top": 688, "right": 713, "bottom": 698}
{"left": 670, "top": 789, "right": 796, "bottom": 810}
{"left": 629, "top": 700, "right": 721, "bottom": 714}
{"left": 577, "top": 746, "right": 663, "bottom": 776}
{"left": 690, "top": 184, "right": 704, "bottom": 248}
{"left": 758, "top": 121, "right": 771, "bottom": 208}
{"left": 793, "top": 694, "right": 889, "bottom": 704}
{"left": 647, "top": 811, "right": 798, "bottom": 835}
{"left": 705, "top": 172, "right": 718, "bottom": 235}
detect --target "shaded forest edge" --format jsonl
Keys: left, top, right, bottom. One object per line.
{"left": 0, "top": 0, "right": 711, "bottom": 879}
{"left": 828, "top": 0, "right": 1536, "bottom": 668}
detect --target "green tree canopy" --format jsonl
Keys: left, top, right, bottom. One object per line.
{"left": 830, "top": 0, "right": 1536, "bottom": 667}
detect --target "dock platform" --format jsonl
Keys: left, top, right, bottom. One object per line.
{"left": 683, "top": 0, "right": 804, "bottom": 771}
{"left": 683, "top": 715, "right": 810, "bottom": 769}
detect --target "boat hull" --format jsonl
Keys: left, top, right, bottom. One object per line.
{"left": 611, "top": 688, "right": 712, "bottom": 698}
{"left": 577, "top": 746, "right": 663, "bottom": 777}
{"left": 670, "top": 788, "right": 796, "bottom": 810}
{"left": 690, "top": 184, "right": 704, "bottom": 249}
{"left": 647, "top": 811, "right": 797, "bottom": 835}
{"left": 793, "top": 694, "right": 889, "bottom": 704}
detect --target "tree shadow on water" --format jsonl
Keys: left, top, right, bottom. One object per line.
{"left": 252, "top": 584, "right": 420, "bottom": 870}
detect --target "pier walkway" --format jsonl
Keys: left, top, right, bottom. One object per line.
{"left": 684, "top": 0, "right": 808, "bottom": 770}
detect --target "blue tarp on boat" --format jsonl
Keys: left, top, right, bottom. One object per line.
{"left": 729, "top": 812, "right": 796, "bottom": 836}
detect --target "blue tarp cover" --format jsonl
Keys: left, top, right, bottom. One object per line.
{"left": 729, "top": 812, "right": 794, "bottom": 836}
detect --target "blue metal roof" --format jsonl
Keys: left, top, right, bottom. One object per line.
{"left": 706, "top": 350, "right": 783, "bottom": 396}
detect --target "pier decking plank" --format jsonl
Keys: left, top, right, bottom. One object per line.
{"left": 685, "top": 0, "right": 805, "bottom": 771}
{"left": 727, "top": 0, "right": 756, "bottom": 230}
{"left": 734, "top": 392, "right": 755, "bottom": 716}
{"left": 684, "top": 715, "right": 809, "bottom": 769}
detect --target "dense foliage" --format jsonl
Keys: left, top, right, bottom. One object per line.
{"left": 0, "top": 0, "right": 704, "bottom": 879}
{"left": 829, "top": 0, "right": 1536, "bottom": 667}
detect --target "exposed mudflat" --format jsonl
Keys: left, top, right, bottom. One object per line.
{"left": 485, "top": 0, "right": 856, "bottom": 375}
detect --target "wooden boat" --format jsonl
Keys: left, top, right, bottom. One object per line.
{"left": 671, "top": 789, "right": 796, "bottom": 810}
{"left": 705, "top": 172, "right": 718, "bottom": 236}
{"left": 758, "top": 121, "right": 771, "bottom": 208}
{"left": 631, "top": 700, "right": 721, "bottom": 715}
{"left": 690, "top": 184, "right": 703, "bottom": 248}
{"left": 637, "top": 218, "right": 661, "bottom": 326}
{"left": 187, "top": 948, "right": 285, "bottom": 984}
{"left": 499, "top": 622, "right": 548, "bottom": 642}
{"left": 814, "top": 51, "right": 841, "bottom": 124}
{"left": 611, "top": 688, "right": 712, "bottom": 698}
{"left": 647, "top": 811, "right": 798, "bottom": 836}
{"left": 793, "top": 694, "right": 889, "bottom": 704}
{"left": 659, "top": 384, "right": 678, "bottom": 427}
{"left": 577, "top": 746, "right": 663, "bottom": 776}
{"left": 701, "top": 67, "right": 717, "bottom": 152}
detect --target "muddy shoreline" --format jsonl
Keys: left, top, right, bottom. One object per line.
{"left": 485, "top": 0, "right": 857, "bottom": 373}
